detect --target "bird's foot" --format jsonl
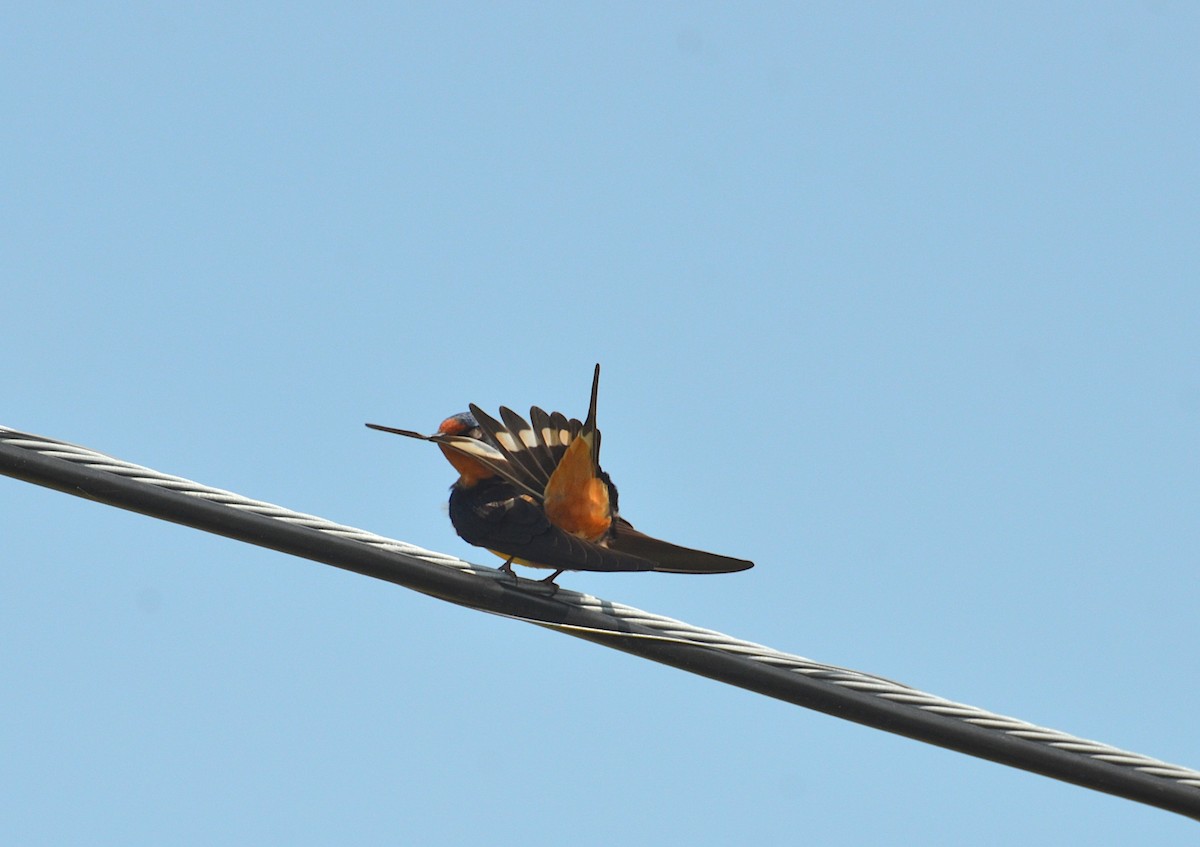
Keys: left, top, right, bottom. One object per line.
{"left": 496, "top": 557, "right": 519, "bottom": 582}
{"left": 536, "top": 570, "right": 564, "bottom": 595}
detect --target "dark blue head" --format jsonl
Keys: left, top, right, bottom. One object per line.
{"left": 436, "top": 411, "right": 480, "bottom": 438}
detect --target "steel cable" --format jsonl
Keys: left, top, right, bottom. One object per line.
{"left": 2, "top": 425, "right": 1197, "bottom": 820}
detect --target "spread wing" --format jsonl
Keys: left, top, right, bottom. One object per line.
{"left": 469, "top": 363, "right": 604, "bottom": 505}
{"left": 468, "top": 403, "right": 582, "bottom": 501}
{"left": 608, "top": 519, "right": 755, "bottom": 574}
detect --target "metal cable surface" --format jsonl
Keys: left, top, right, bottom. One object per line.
{"left": 2, "top": 424, "right": 1198, "bottom": 819}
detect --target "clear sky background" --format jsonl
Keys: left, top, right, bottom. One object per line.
{"left": 2, "top": 4, "right": 1197, "bottom": 844}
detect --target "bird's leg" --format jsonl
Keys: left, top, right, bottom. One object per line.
{"left": 497, "top": 556, "right": 518, "bottom": 580}
{"left": 538, "top": 569, "right": 564, "bottom": 588}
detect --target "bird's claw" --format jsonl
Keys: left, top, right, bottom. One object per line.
{"left": 496, "top": 556, "right": 519, "bottom": 582}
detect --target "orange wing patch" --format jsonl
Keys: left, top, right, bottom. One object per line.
{"left": 544, "top": 435, "right": 611, "bottom": 541}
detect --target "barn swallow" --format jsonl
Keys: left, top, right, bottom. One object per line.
{"left": 366, "top": 365, "right": 754, "bottom": 583}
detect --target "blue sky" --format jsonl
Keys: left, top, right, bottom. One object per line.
{"left": 3, "top": 4, "right": 1197, "bottom": 844}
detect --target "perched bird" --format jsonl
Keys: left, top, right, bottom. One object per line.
{"left": 367, "top": 365, "right": 754, "bottom": 583}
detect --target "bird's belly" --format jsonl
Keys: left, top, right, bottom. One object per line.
{"left": 487, "top": 549, "right": 555, "bottom": 570}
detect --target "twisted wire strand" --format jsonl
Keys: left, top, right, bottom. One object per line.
{"left": 3, "top": 425, "right": 1198, "bottom": 797}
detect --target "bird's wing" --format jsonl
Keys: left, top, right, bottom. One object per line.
{"left": 468, "top": 365, "right": 605, "bottom": 508}
{"left": 468, "top": 403, "right": 583, "bottom": 501}
{"left": 608, "top": 519, "right": 755, "bottom": 574}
